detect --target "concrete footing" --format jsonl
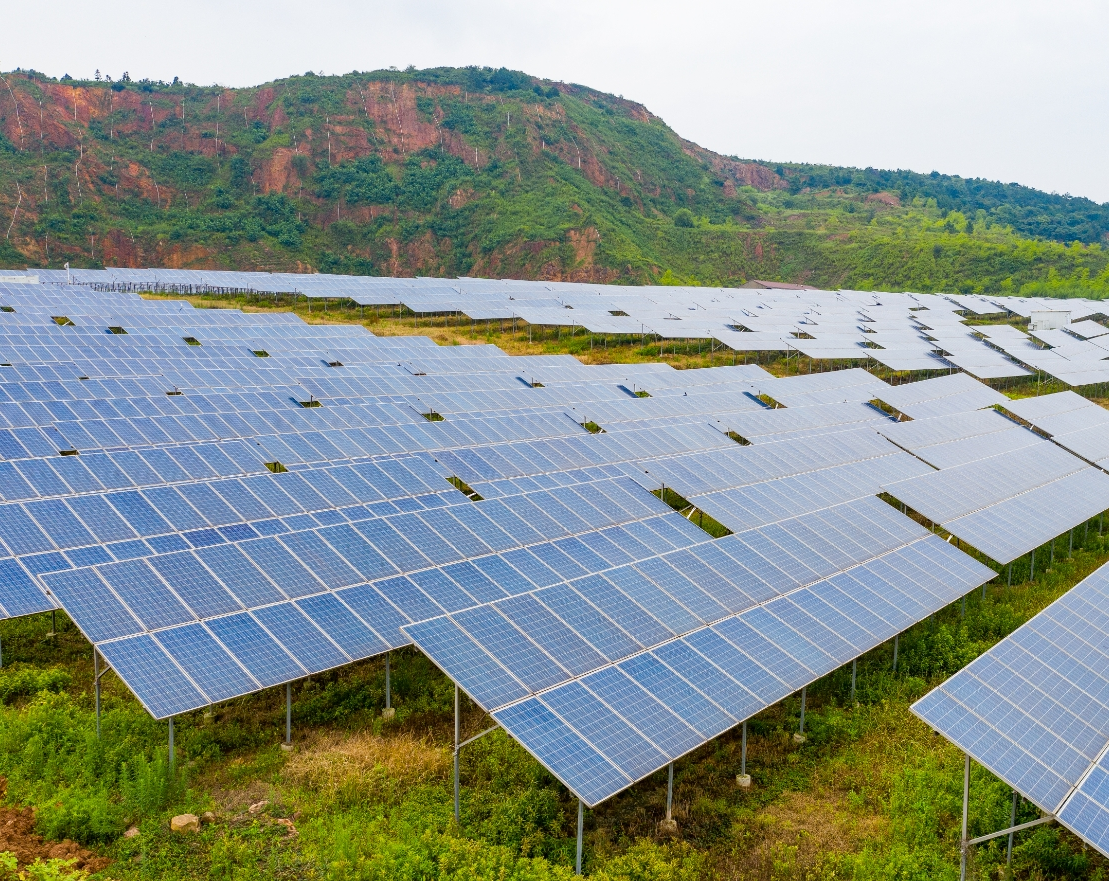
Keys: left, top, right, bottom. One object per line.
{"left": 657, "top": 818, "right": 678, "bottom": 835}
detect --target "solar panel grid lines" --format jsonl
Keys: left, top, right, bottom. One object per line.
{"left": 913, "top": 562, "right": 1109, "bottom": 855}
{"left": 41, "top": 470, "right": 700, "bottom": 719}
{"left": 406, "top": 497, "right": 996, "bottom": 806}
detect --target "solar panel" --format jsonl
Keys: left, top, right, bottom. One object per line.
{"left": 913, "top": 560, "right": 1109, "bottom": 856}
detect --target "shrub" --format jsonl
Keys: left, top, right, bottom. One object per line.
{"left": 119, "top": 749, "right": 183, "bottom": 819}
{"left": 592, "top": 841, "right": 707, "bottom": 881}
{"left": 673, "top": 209, "right": 695, "bottom": 228}
{"left": 0, "top": 667, "right": 70, "bottom": 705}
{"left": 0, "top": 852, "right": 88, "bottom": 881}
{"left": 34, "top": 787, "right": 123, "bottom": 844}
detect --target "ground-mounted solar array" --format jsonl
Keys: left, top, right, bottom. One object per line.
{"left": 913, "top": 557, "right": 1109, "bottom": 858}
{"left": 13, "top": 267, "right": 1109, "bottom": 390}
{"left": 0, "top": 269, "right": 1108, "bottom": 818}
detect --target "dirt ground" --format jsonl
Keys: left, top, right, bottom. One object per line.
{"left": 0, "top": 801, "right": 110, "bottom": 872}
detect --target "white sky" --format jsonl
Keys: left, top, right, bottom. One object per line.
{"left": 7, "top": 0, "right": 1108, "bottom": 201}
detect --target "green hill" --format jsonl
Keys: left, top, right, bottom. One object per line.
{"left": 1, "top": 65, "right": 1108, "bottom": 297}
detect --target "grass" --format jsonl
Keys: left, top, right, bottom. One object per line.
{"left": 651, "top": 488, "right": 733, "bottom": 539}
{"left": 0, "top": 291, "right": 1104, "bottom": 878}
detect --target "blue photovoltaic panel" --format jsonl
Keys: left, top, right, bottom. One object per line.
{"left": 205, "top": 613, "right": 306, "bottom": 686}
{"left": 406, "top": 615, "right": 528, "bottom": 710}
{"left": 493, "top": 698, "right": 630, "bottom": 806}
{"left": 192, "top": 544, "right": 283, "bottom": 608}
{"left": 252, "top": 602, "right": 349, "bottom": 673}
{"left": 913, "top": 560, "right": 1109, "bottom": 857}
{"left": 149, "top": 551, "right": 243, "bottom": 618}
{"left": 43, "top": 568, "right": 141, "bottom": 642}
{"left": 98, "top": 634, "right": 209, "bottom": 718}
{"left": 297, "top": 592, "right": 388, "bottom": 658}
{"left": 97, "top": 559, "right": 195, "bottom": 630}
{"left": 0, "top": 558, "right": 54, "bottom": 616}
{"left": 156, "top": 623, "right": 260, "bottom": 703}
{"left": 410, "top": 501, "right": 996, "bottom": 806}
{"left": 335, "top": 584, "right": 411, "bottom": 649}
{"left": 239, "top": 537, "right": 325, "bottom": 598}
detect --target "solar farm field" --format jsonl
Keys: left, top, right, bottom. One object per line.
{"left": 0, "top": 272, "right": 1106, "bottom": 880}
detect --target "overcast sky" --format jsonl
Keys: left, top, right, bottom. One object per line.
{"left": 8, "top": 0, "right": 1107, "bottom": 201}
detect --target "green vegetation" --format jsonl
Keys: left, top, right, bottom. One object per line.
{"left": 1, "top": 67, "right": 1108, "bottom": 295}
{"left": 651, "top": 487, "right": 733, "bottom": 539}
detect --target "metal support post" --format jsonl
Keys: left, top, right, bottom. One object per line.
{"left": 94, "top": 649, "right": 101, "bottom": 738}
{"left": 575, "top": 799, "right": 584, "bottom": 875}
{"left": 1007, "top": 789, "right": 1018, "bottom": 866}
{"left": 453, "top": 685, "right": 460, "bottom": 823}
{"left": 1030, "top": 548, "right": 1035, "bottom": 580}
{"left": 1069, "top": 529, "right": 1073, "bottom": 557}
{"left": 961, "top": 595, "right": 966, "bottom": 618}
{"left": 169, "top": 717, "right": 175, "bottom": 770}
{"left": 960, "top": 753, "right": 970, "bottom": 881}
{"left": 51, "top": 609, "right": 56, "bottom": 636}
{"left": 741, "top": 721, "right": 747, "bottom": 776}
{"left": 666, "top": 762, "right": 674, "bottom": 820}
{"left": 385, "top": 651, "right": 391, "bottom": 709}
{"left": 285, "top": 682, "right": 292, "bottom": 746}
{"left": 1008, "top": 563, "right": 1012, "bottom": 588}
{"left": 893, "top": 634, "right": 899, "bottom": 672}
{"left": 799, "top": 686, "right": 806, "bottom": 734}
{"left": 851, "top": 659, "right": 857, "bottom": 701}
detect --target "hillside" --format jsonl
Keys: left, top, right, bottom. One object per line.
{"left": 1, "top": 65, "right": 1109, "bottom": 296}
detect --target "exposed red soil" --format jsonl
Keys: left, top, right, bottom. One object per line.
{"left": 866, "top": 191, "right": 900, "bottom": 206}
{"left": 0, "top": 784, "right": 110, "bottom": 873}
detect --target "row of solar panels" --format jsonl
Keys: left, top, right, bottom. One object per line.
{"left": 15, "top": 270, "right": 1109, "bottom": 387}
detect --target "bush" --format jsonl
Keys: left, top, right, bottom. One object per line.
{"left": 592, "top": 841, "right": 706, "bottom": 881}
{"left": 0, "top": 667, "right": 70, "bottom": 704}
{"left": 673, "top": 209, "right": 695, "bottom": 228}
{"left": 34, "top": 787, "right": 123, "bottom": 844}
{"left": 120, "top": 749, "right": 183, "bottom": 819}
{"left": 0, "top": 852, "right": 88, "bottom": 881}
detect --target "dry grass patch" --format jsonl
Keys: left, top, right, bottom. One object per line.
{"left": 283, "top": 730, "right": 450, "bottom": 805}
{"left": 721, "top": 789, "right": 888, "bottom": 881}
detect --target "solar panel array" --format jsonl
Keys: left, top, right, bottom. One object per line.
{"left": 881, "top": 417, "right": 1109, "bottom": 564}
{"left": 1005, "top": 392, "right": 1109, "bottom": 471}
{"left": 913, "top": 559, "right": 1109, "bottom": 857}
{"left": 0, "top": 270, "right": 1105, "bottom": 811}
{"left": 409, "top": 496, "right": 994, "bottom": 805}
{"left": 14, "top": 268, "right": 1109, "bottom": 389}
